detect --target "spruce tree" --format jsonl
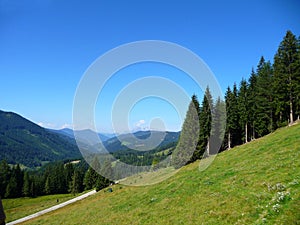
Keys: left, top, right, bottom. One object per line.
{"left": 238, "top": 79, "right": 249, "bottom": 143}
{"left": 225, "top": 85, "right": 239, "bottom": 149}
{"left": 70, "top": 169, "right": 83, "bottom": 195}
{"left": 255, "top": 57, "right": 275, "bottom": 136}
{"left": 0, "top": 160, "right": 11, "bottom": 198}
{"left": 189, "top": 95, "right": 201, "bottom": 162}
{"left": 248, "top": 69, "right": 258, "bottom": 140}
{"left": 22, "top": 172, "right": 31, "bottom": 197}
{"left": 211, "top": 97, "right": 226, "bottom": 153}
{"left": 273, "top": 30, "right": 300, "bottom": 125}
{"left": 172, "top": 95, "right": 200, "bottom": 168}
{"left": 199, "top": 87, "right": 213, "bottom": 156}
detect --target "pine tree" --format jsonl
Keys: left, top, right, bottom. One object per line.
{"left": 5, "top": 176, "right": 18, "bottom": 198}
{"left": 273, "top": 30, "right": 300, "bottom": 125}
{"left": 84, "top": 157, "right": 101, "bottom": 190}
{"left": 238, "top": 79, "right": 249, "bottom": 143}
{"left": 0, "top": 160, "right": 11, "bottom": 198}
{"left": 255, "top": 57, "right": 275, "bottom": 137}
{"left": 69, "top": 169, "right": 83, "bottom": 195}
{"left": 211, "top": 97, "right": 226, "bottom": 153}
{"left": 248, "top": 69, "right": 258, "bottom": 140}
{"left": 225, "top": 85, "right": 239, "bottom": 149}
{"left": 172, "top": 95, "right": 200, "bottom": 168}
{"left": 100, "top": 160, "right": 113, "bottom": 181}
{"left": 199, "top": 87, "right": 213, "bottom": 156}
{"left": 22, "top": 172, "right": 31, "bottom": 197}
{"left": 189, "top": 95, "right": 201, "bottom": 162}
{"left": 44, "top": 176, "right": 52, "bottom": 195}
{"left": 14, "top": 164, "right": 24, "bottom": 197}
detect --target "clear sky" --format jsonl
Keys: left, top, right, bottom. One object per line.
{"left": 0, "top": 0, "right": 299, "bottom": 133}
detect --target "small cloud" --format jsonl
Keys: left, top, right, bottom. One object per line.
{"left": 135, "top": 119, "right": 145, "bottom": 127}
{"left": 133, "top": 119, "right": 147, "bottom": 131}
{"left": 61, "top": 123, "right": 72, "bottom": 129}
{"left": 38, "top": 122, "right": 56, "bottom": 129}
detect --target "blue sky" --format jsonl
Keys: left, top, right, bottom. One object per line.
{"left": 0, "top": 0, "right": 299, "bottom": 133}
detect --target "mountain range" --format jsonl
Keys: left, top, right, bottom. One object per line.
{"left": 0, "top": 110, "right": 180, "bottom": 168}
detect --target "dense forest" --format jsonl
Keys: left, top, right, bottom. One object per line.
{"left": 0, "top": 159, "right": 112, "bottom": 199}
{"left": 173, "top": 30, "right": 300, "bottom": 167}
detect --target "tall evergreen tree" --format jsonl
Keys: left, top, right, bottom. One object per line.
{"left": 255, "top": 57, "right": 275, "bottom": 136}
{"left": 199, "top": 87, "right": 213, "bottom": 156}
{"left": 0, "top": 160, "right": 11, "bottom": 198}
{"left": 69, "top": 168, "right": 84, "bottom": 195}
{"left": 225, "top": 84, "right": 239, "bottom": 149}
{"left": 172, "top": 95, "right": 200, "bottom": 168}
{"left": 238, "top": 79, "right": 249, "bottom": 143}
{"left": 189, "top": 95, "right": 201, "bottom": 162}
{"left": 211, "top": 97, "right": 226, "bottom": 153}
{"left": 273, "top": 30, "right": 300, "bottom": 125}
{"left": 248, "top": 69, "right": 258, "bottom": 140}
{"left": 22, "top": 172, "right": 31, "bottom": 197}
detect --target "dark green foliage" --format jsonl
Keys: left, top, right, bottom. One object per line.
{"left": 4, "top": 164, "right": 23, "bottom": 198}
{"left": 225, "top": 86, "right": 238, "bottom": 149}
{"left": 22, "top": 172, "right": 31, "bottom": 197}
{"left": 172, "top": 95, "right": 200, "bottom": 168}
{"left": 248, "top": 69, "right": 258, "bottom": 140}
{"left": 0, "top": 158, "right": 111, "bottom": 199}
{"left": 273, "top": 30, "right": 300, "bottom": 124}
{"left": 255, "top": 57, "right": 275, "bottom": 137}
{"left": 83, "top": 157, "right": 111, "bottom": 192}
{"left": 198, "top": 87, "right": 213, "bottom": 156}
{"left": 211, "top": 97, "right": 226, "bottom": 154}
{"left": 0, "top": 160, "right": 11, "bottom": 198}
{"left": 69, "top": 168, "right": 84, "bottom": 195}
{"left": 237, "top": 79, "right": 249, "bottom": 143}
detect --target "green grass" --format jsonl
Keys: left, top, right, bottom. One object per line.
{"left": 14, "top": 124, "right": 300, "bottom": 224}
{"left": 2, "top": 192, "right": 90, "bottom": 222}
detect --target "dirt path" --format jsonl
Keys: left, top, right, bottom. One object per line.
{"left": 6, "top": 190, "right": 97, "bottom": 225}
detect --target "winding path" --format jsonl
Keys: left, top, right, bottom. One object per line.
{"left": 7, "top": 190, "right": 97, "bottom": 225}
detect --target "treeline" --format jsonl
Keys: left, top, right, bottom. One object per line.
{"left": 0, "top": 159, "right": 112, "bottom": 199}
{"left": 173, "top": 30, "right": 300, "bottom": 167}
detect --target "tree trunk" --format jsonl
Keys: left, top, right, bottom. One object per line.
{"left": 228, "top": 131, "right": 231, "bottom": 149}
{"left": 252, "top": 122, "right": 255, "bottom": 140}
{"left": 245, "top": 123, "right": 248, "bottom": 143}
{"left": 288, "top": 73, "right": 294, "bottom": 125}
{"left": 207, "top": 138, "right": 210, "bottom": 156}
{"left": 290, "top": 97, "right": 294, "bottom": 125}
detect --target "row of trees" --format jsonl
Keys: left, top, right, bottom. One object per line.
{"left": 0, "top": 159, "right": 112, "bottom": 198}
{"left": 173, "top": 30, "right": 300, "bottom": 167}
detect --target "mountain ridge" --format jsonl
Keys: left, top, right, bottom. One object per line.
{"left": 0, "top": 110, "right": 81, "bottom": 168}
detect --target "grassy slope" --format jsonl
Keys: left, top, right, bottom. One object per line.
{"left": 3, "top": 193, "right": 82, "bottom": 222}
{"left": 21, "top": 124, "right": 300, "bottom": 225}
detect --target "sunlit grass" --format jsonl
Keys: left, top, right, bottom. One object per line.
{"left": 3, "top": 191, "right": 91, "bottom": 222}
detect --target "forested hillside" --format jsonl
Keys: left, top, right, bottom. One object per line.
{"left": 0, "top": 110, "right": 81, "bottom": 168}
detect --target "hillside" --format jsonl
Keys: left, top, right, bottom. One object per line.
{"left": 103, "top": 130, "right": 179, "bottom": 152}
{"left": 0, "top": 110, "right": 81, "bottom": 168}
{"left": 19, "top": 123, "right": 300, "bottom": 224}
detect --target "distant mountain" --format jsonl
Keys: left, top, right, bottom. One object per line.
{"left": 102, "top": 130, "right": 180, "bottom": 153}
{"left": 50, "top": 128, "right": 114, "bottom": 143}
{"left": 0, "top": 110, "right": 81, "bottom": 168}
{"left": 50, "top": 128, "right": 179, "bottom": 154}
